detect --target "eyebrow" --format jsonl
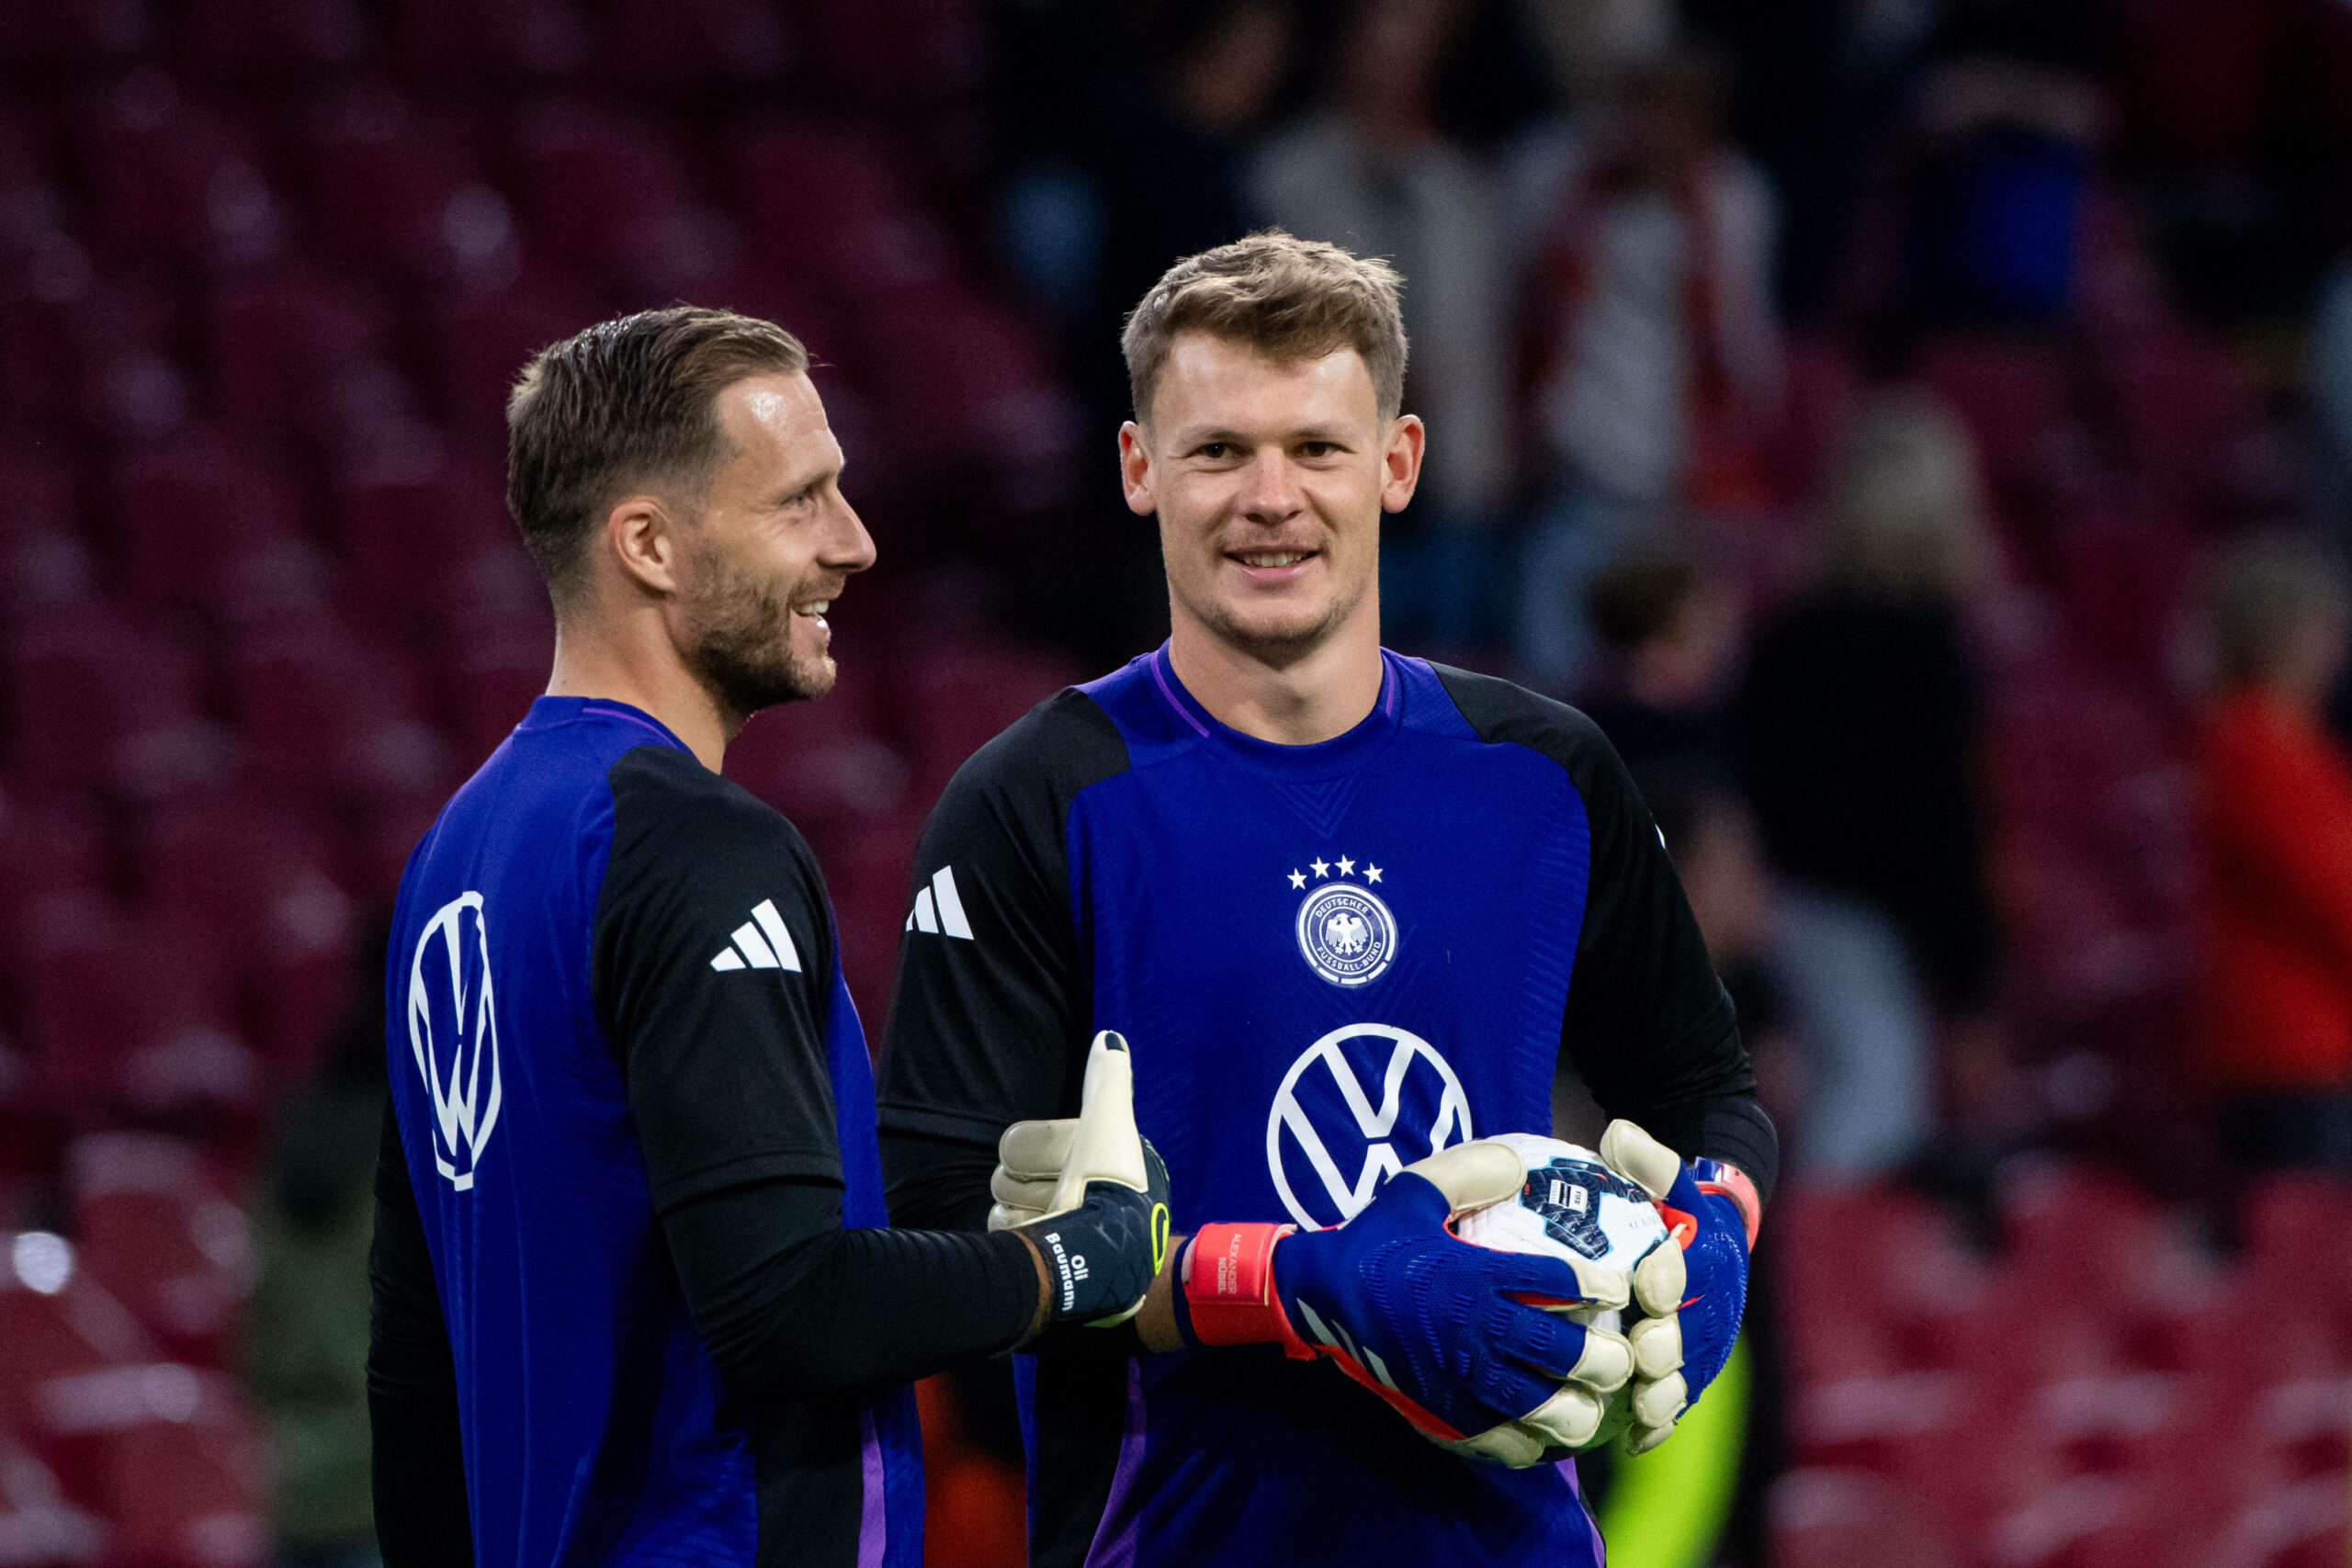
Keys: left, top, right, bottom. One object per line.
{"left": 1177, "top": 425, "right": 1351, "bottom": 447}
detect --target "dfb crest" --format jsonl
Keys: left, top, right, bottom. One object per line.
{"left": 1265, "top": 1023, "right": 1473, "bottom": 1229}
{"left": 408, "top": 892, "right": 503, "bottom": 1190}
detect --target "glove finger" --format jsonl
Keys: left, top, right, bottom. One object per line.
{"left": 1442, "top": 1422, "right": 1548, "bottom": 1469}
{"left": 985, "top": 1201, "right": 1046, "bottom": 1232}
{"left": 1512, "top": 1384, "right": 1608, "bottom": 1452}
{"left": 1502, "top": 1306, "right": 1631, "bottom": 1393}
{"left": 1598, "top": 1120, "right": 1682, "bottom": 1201}
{"left": 996, "top": 1119, "right": 1078, "bottom": 1182}
{"left": 1628, "top": 1313, "right": 1683, "bottom": 1380}
{"left": 1631, "top": 1240, "right": 1686, "bottom": 1319}
{"left": 989, "top": 1167, "right": 1059, "bottom": 1213}
{"left": 1404, "top": 1140, "right": 1525, "bottom": 1215}
{"left": 1629, "top": 1370, "right": 1688, "bottom": 1430}
{"left": 1627, "top": 1420, "right": 1676, "bottom": 1455}
{"left": 1487, "top": 1248, "right": 1630, "bottom": 1313}
{"left": 1049, "top": 1032, "right": 1149, "bottom": 1213}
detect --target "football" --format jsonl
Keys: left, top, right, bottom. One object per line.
{"left": 1453, "top": 1133, "right": 1670, "bottom": 1335}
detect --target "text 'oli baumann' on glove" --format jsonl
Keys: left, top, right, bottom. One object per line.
{"left": 989, "top": 1032, "right": 1172, "bottom": 1327}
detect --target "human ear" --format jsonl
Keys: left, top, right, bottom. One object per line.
{"left": 1119, "top": 422, "right": 1157, "bottom": 517}
{"left": 606, "top": 494, "right": 683, "bottom": 597}
{"left": 1379, "top": 414, "right": 1426, "bottom": 514}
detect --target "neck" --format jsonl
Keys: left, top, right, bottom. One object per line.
{"left": 1165, "top": 605, "right": 1385, "bottom": 745}
{"left": 545, "top": 611, "right": 730, "bottom": 772}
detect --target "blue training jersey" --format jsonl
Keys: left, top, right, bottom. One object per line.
{"left": 381, "top": 695, "right": 923, "bottom": 1567}
{"left": 878, "top": 649, "right": 1770, "bottom": 1568}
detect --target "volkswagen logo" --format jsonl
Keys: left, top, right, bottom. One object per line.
{"left": 1265, "top": 1023, "right": 1473, "bottom": 1229}
{"left": 408, "top": 892, "right": 502, "bottom": 1191}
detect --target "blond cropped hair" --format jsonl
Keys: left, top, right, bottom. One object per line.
{"left": 1121, "top": 231, "right": 1408, "bottom": 423}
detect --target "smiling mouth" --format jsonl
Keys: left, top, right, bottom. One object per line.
{"left": 791, "top": 598, "right": 831, "bottom": 628}
{"left": 1229, "top": 550, "right": 1316, "bottom": 570}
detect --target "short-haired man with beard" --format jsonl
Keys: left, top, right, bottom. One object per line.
{"left": 877, "top": 234, "right": 1776, "bottom": 1565}
{"left": 368, "top": 307, "right": 1167, "bottom": 1568}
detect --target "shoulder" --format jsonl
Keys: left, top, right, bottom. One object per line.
{"left": 605, "top": 743, "right": 818, "bottom": 878}
{"left": 1425, "top": 662, "right": 1620, "bottom": 774}
{"left": 940, "top": 687, "right": 1131, "bottom": 816}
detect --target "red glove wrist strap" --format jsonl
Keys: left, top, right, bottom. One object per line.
{"left": 1182, "top": 1222, "right": 1313, "bottom": 1358}
{"left": 1695, "top": 1165, "right": 1763, "bottom": 1249}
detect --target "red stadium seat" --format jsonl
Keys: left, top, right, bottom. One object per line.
{"left": 728, "top": 123, "right": 944, "bottom": 296}
{"left": 0, "top": 0, "right": 153, "bottom": 63}
{"left": 0, "top": 273, "right": 187, "bottom": 441}
{"left": 111, "top": 427, "right": 307, "bottom": 616}
{"left": 69, "top": 1135, "right": 249, "bottom": 1366}
{"left": 2098, "top": 329, "right": 2257, "bottom": 508}
{"left": 818, "top": 814, "right": 927, "bottom": 1034}
{"left": 426, "top": 273, "right": 602, "bottom": 428}
{"left": 206, "top": 266, "right": 395, "bottom": 440}
{"left": 0, "top": 784, "right": 104, "bottom": 932}
{"left": 3, "top": 605, "right": 201, "bottom": 790}
{"left": 390, "top": 0, "right": 591, "bottom": 81}
{"left": 852, "top": 286, "right": 1064, "bottom": 473}
{"left": 725, "top": 662, "right": 910, "bottom": 834}
{"left": 75, "top": 72, "right": 279, "bottom": 266}
{"left": 510, "top": 100, "right": 696, "bottom": 282}
{"left": 1767, "top": 1466, "right": 1964, "bottom": 1568}
{"left": 177, "top": 0, "right": 370, "bottom": 73}
{"left": 1913, "top": 334, "right": 2072, "bottom": 495}
{"left": 303, "top": 89, "right": 503, "bottom": 284}
{"left": 334, "top": 439, "right": 515, "bottom": 626}
{"left": 443, "top": 613, "right": 556, "bottom": 772}
{"left": 17, "top": 892, "right": 244, "bottom": 1115}
{"left": 29, "top": 1359, "right": 259, "bottom": 1551}
{"left": 224, "top": 615, "right": 448, "bottom": 800}
{"left": 895, "top": 643, "right": 1079, "bottom": 801}
{"left": 597, "top": 0, "right": 786, "bottom": 88}
{"left": 797, "top": 0, "right": 986, "bottom": 108}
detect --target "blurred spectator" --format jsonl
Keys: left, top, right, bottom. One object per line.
{"left": 1896, "top": 0, "right": 2110, "bottom": 326}
{"left": 1732, "top": 392, "right": 1996, "bottom": 1178}
{"left": 2316, "top": 254, "right": 2352, "bottom": 557}
{"left": 2196, "top": 536, "right": 2352, "bottom": 1174}
{"left": 1579, "top": 543, "right": 1739, "bottom": 781}
{"left": 1250, "top": 0, "right": 1514, "bottom": 645}
{"left": 1518, "top": 0, "right": 1676, "bottom": 106}
{"left": 997, "top": 1, "right": 1293, "bottom": 427}
{"left": 1512, "top": 52, "right": 1781, "bottom": 692}
{"left": 240, "top": 921, "right": 390, "bottom": 1568}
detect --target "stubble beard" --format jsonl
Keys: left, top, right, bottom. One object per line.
{"left": 679, "top": 547, "right": 834, "bottom": 725}
{"left": 1176, "top": 554, "right": 1374, "bottom": 668}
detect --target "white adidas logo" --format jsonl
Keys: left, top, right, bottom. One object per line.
{"left": 709, "top": 899, "right": 803, "bottom": 974}
{"left": 904, "top": 865, "right": 974, "bottom": 940}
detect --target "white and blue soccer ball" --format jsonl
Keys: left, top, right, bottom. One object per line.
{"left": 1453, "top": 1133, "right": 1669, "bottom": 1336}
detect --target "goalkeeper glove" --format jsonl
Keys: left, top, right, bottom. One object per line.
{"left": 1180, "top": 1142, "right": 1636, "bottom": 1468}
{"left": 1597, "top": 1119, "right": 1760, "bottom": 1454}
{"left": 989, "top": 1032, "right": 1172, "bottom": 1327}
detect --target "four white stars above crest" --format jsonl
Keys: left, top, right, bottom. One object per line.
{"left": 1289, "top": 856, "right": 1382, "bottom": 890}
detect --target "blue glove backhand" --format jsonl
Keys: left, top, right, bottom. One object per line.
{"left": 1270, "top": 1156, "right": 1634, "bottom": 1461}
{"left": 1600, "top": 1122, "right": 1758, "bottom": 1453}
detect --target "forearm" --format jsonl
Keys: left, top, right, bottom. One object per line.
{"left": 665, "top": 1178, "right": 1041, "bottom": 1401}
{"left": 368, "top": 1106, "right": 472, "bottom": 1566}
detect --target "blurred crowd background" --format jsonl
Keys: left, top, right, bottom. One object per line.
{"left": 1, "top": 0, "right": 2350, "bottom": 1564}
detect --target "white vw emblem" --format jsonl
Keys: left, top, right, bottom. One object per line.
{"left": 408, "top": 892, "right": 503, "bottom": 1191}
{"left": 1265, "top": 1023, "right": 1473, "bottom": 1229}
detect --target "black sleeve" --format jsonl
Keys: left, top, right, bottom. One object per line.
{"left": 1435, "top": 666, "right": 1780, "bottom": 1201}
{"left": 876, "top": 690, "right": 1130, "bottom": 1151}
{"left": 594, "top": 747, "right": 848, "bottom": 1211}
{"left": 663, "top": 1176, "right": 1040, "bottom": 1399}
{"left": 368, "top": 1102, "right": 473, "bottom": 1568}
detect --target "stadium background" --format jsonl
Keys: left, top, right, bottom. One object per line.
{"left": 0, "top": 0, "right": 2349, "bottom": 1563}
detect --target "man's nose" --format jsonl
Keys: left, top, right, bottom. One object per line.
{"left": 824, "top": 496, "right": 877, "bottom": 574}
{"left": 1237, "top": 451, "right": 1305, "bottom": 525}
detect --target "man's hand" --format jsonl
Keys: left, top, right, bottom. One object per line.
{"left": 989, "top": 1032, "right": 1172, "bottom": 1329}
{"left": 1182, "top": 1142, "right": 1637, "bottom": 1468}
{"left": 1597, "top": 1120, "right": 1758, "bottom": 1454}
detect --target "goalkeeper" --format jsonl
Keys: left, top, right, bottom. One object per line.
{"left": 876, "top": 233, "right": 1774, "bottom": 1566}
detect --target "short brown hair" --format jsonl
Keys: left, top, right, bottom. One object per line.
{"left": 1121, "top": 231, "right": 1408, "bottom": 423}
{"left": 505, "top": 305, "right": 808, "bottom": 604}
